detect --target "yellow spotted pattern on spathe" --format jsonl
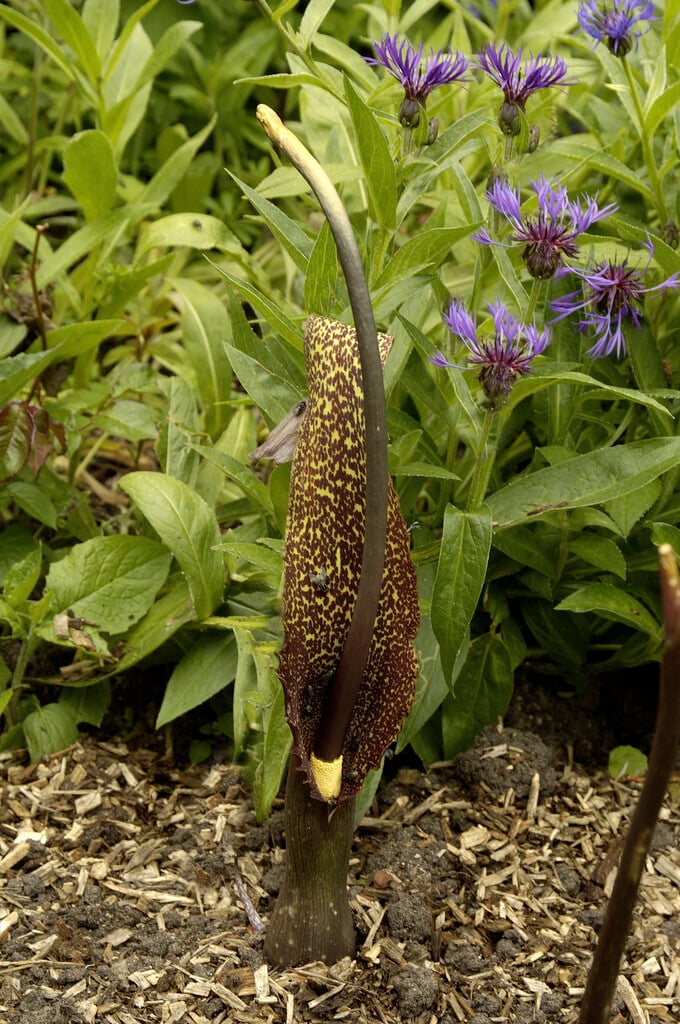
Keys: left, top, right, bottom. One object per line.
{"left": 277, "top": 316, "right": 419, "bottom": 803}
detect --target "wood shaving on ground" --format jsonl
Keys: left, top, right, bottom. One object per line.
{"left": 0, "top": 730, "right": 678, "bottom": 1024}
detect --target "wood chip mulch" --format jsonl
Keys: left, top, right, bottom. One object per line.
{"left": 0, "top": 732, "right": 678, "bottom": 1024}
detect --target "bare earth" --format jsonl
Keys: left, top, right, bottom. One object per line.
{"left": 1, "top": 726, "right": 678, "bottom": 1024}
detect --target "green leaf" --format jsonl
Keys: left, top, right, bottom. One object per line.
{"left": 137, "top": 117, "right": 217, "bottom": 210}
{"left": 156, "top": 633, "right": 238, "bottom": 728}
{"left": 644, "top": 80, "right": 680, "bottom": 138}
{"left": 304, "top": 218, "right": 338, "bottom": 314}
{"left": 23, "top": 703, "right": 79, "bottom": 761}
{"left": 59, "top": 681, "right": 111, "bottom": 727}
{"left": 0, "top": 525, "right": 36, "bottom": 587}
{"left": 3, "top": 546, "right": 42, "bottom": 610}
{"left": 344, "top": 79, "right": 397, "bottom": 231}
{"left": 431, "top": 505, "right": 492, "bottom": 687}
{"left": 157, "top": 376, "right": 200, "bottom": 486}
{"left": 6, "top": 481, "right": 57, "bottom": 529}
{"left": 0, "top": 6, "right": 77, "bottom": 84}
{"left": 211, "top": 264, "right": 302, "bottom": 349}
{"left": 252, "top": 676, "right": 291, "bottom": 822}
{"left": 225, "top": 345, "right": 302, "bottom": 426}
{"left": 171, "top": 279, "right": 233, "bottom": 438}
{"left": 0, "top": 93, "right": 28, "bottom": 146}
{"left": 120, "top": 473, "right": 223, "bottom": 619}
{"left": 45, "top": 0, "right": 101, "bottom": 86}
{"left": 231, "top": 172, "right": 313, "bottom": 272}
{"left": 555, "top": 584, "right": 661, "bottom": 639}
{"left": 0, "top": 402, "right": 33, "bottom": 480}
{"left": 568, "top": 535, "right": 626, "bottom": 579}
{"left": 63, "top": 131, "right": 118, "bottom": 222}
{"left": 136, "top": 214, "right": 233, "bottom": 259}
{"left": 192, "top": 445, "right": 274, "bottom": 516}
{"left": 43, "top": 536, "right": 172, "bottom": 637}
{"left": 604, "top": 479, "right": 662, "bottom": 538}
{"left": 488, "top": 438, "right": 680, "bottom": 529}
{"left": 112, "top": 582, "right": 195, "bottom": 675}
{"left": 375, "top": 227, "right": 473, "bottom": 289}
{"left": 608, "top": 745, "right": 648, "bottom": 779}
{"left": 93, "top": 400, "right": 158, "bottom": 443}
{"left": 299, "top": 0, "right": 335, "bottom": 45}
{"left": 82, "top": 0, "right": 120, "bottom": 63}
{"left": 442, "top": 633, "right": 514, "bottom": 758}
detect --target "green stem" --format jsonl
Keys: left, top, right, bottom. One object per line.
{"left": 256, "top": 105, "right": 388, "bottom": 784}
{"left": 622, "top": 57, "right": 667, "bottom": 223}
{"left": 524, "top": 277, "right": 543, "bottom": 323}
{"left": 466, "top": 408, "right": 498, "bottom": 510}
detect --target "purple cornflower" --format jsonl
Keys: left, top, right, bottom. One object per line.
{"left": 433, "top": 298, "right": 550, "bottom": 405}
{"left": 477, "top": 43, "right": 573, "bottom": 135}
{"left": 577, "top": 0, "right": 656, "bottom": 57}
{"left": 473, "top": 176, "right": 618, "bottom": 279}
{"left": 549, "top": 242, "right": 679, "bottom": 357}
{"left": 365, "top": 33, "right": 468, "bottom": 126}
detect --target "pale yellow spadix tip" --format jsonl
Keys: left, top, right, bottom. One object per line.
{"left": 310, "top": 753, "right": 343, "bottom": 801}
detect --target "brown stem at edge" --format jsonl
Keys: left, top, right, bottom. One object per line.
{"left": 263, "top": 754, "right": 356, "bottom": 966}
{"left": 579, "top": 545, "right": 680, "bottom": 1024}
{"left": 28, "top": 224, "right": 49, "bottom": 352}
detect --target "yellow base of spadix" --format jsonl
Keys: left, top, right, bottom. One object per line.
{"left": 310, "top": 753, "right": 343, "bottom": 801}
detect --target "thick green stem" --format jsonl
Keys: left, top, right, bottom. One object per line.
{"left": 524, "top": 277, "right": 543, "bottom": 324}
{"left": 466, "top": 409, "right": 497, "bottom": 510}
{"left": 256, "top": 105, "right": 388, "bottom": 785}
{"left": 579, "top": 545, "right": 680, "bottom": 1024}
{"left": 263, "top": 754, "right": 356, "bottom": 966}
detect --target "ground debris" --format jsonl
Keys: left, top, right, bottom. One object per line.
{"left": 0, "top": 726, "right": 678, "bottom": 1023}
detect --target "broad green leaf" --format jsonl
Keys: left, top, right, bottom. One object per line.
{"left": 83, "top": 0, "right": 120, "bottom": 63}
{"left": 157, "top": 376, "right": 201, "bottom": 486}
{"left": 112, "top": 582, "right": 195, "bottom": 675}
{"left": 93, "top": 400, "right": 158, "bottom": 443}
{"left": 304, "top": 218, "right": 338, "bottom": 314}
{"left": 555, "top": 584, "right": 661, "bottom": 639}
{"left": 35, "top": 209, "right": 136, "bottom": 289}
{"left": 3, "top": 546, "right": 42, "bottom": 610}
{"left": 43, "top": 536, "right": 172, "bottom": 637}
{"left": 432, "top": 505, "right": 492, "bottom": 687}
{"left": 103, "top": 0, "right": 161, "bottom": 79}
{"left": 512, "top": 370, "right": 672, "bottom": 418}
{"left": 63, "top": 130, "right": 117, "bottom": 222}
{"left": 132, "top": 20, "right": 202, "bottom": 94}
{"left": 156, "top": 633, "right": 238, "bottom": 728}
{"left": 522, "top": 598, "right": 588, "bottom": 669}
{"left": 231, "top": 172, "right": 313, "bottom": 272}
{"left": 568, "top": 535, "right": 626, "bottom": 579}
{"left": 649, "top": 522, "right": 680, "bottom": 556}
{"left": 488, "top": 438, "right": 680, "bottom": 528}
{"left": 299, "top": 0, "right": 335, "bottom": 45}
{"left": 0, "top": 525, "right": 36, "bottom": 587}
{"left": 344, "top": 78, "right": 397, "bottom": 231}
{"left": 136, "top": 214, "right": 233, "bottom": 259}
{"left": 192, "top": 445, "right": 275, "bottom": 516}
{"left": 608, "top": 745, "right": 648, "bottom": 778}
{"left": 548, "top": 138, "right": 653, "bottom": 203}
{"left": 59, "top": 681, "right": 111, "bottom": 727}
{"left": 604, "top": 479, "right": 661, "bottom": 537}
{"left": 6, "top": 481, "right": 57, "bottom": 529}
{"left": 23, "top": 703, "right": 79, "bottom": 761}
{"left": 375, "top": 227, "right": 473, "bottom": 289}
{"left": 644, "top": 80, "right": 680, "bottom": 138}
{"left": 120, "top": 473, "right": 224, "bottom": 619}
{"left": 442, "top": 633, "right": 514, "bottom": 758}
{"left": 493, "top": 525, "right": 558, "bottom": 576}
{"left": 170, "top": 279, "right": 232, "bottom": 439}
{"left": 225, "top": 345, "right": 302, "bottom": 426}
{"left": 45, "top": 0, "right": 101, "bottom": 86}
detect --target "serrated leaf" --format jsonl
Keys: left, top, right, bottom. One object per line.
{"left": 568, "top": 535, "right": 626, "bottom": 579}
{"left": 120, "top": 473, "right": 223, "bottom": 619}
{"left": 432, "top": 505, "right": 492, "bottom": 687}
{"left": 344, "top": 79, "right": 397, "bottom": 231}
{"left": 555, "top": 584, "right": 661, "bottom": 638}
{"left": 231, "top": 172, "right": 313, "bottom": 272}
{"left": 488, "top": 438, "right": 680, "bottom": 528}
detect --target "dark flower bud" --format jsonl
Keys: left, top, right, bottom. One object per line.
{"left": 523, "top": 241, "right": 561, "bottom": 279}
{"left": 399, "top": 97, "right": 422, "bottom": 127}
{"left": 661, "top": 220, "right": 679, "bottom": 250}
{"left": 426, "top": 116, "right": 439, "bottom": 145}
{"left": 498, "top": 100, "right": 522, "bottom": 136}
{"left": 607, "top": 33, "right": 633, "bottom": 57}
{"left": 528, "top": 124, "right": 540, "bottom": 152}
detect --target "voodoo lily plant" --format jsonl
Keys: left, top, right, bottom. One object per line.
{"left": 2, "top": 0, "right": 680, "bottom": 991}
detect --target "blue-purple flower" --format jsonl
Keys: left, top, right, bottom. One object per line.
{"left": 549, "top": 242, "right": 679, "bottom": 357}
{"left": 433, "top": 298, "right": 550, "bottom": 404}
{"left": 477, "top": 43, "right": 573, "bottom": 135}
{"left": 577, "top": 0, "right": 656, "bottom": 57}
{"left": 473, "top": 176, "right": 618, "bottom": 279}
{"left": 365, "top": 33, "right": 468, "bottom": 126}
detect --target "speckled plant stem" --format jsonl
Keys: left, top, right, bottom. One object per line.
{"left": 263, "top": 755, "right": 356, "bottom": 966}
